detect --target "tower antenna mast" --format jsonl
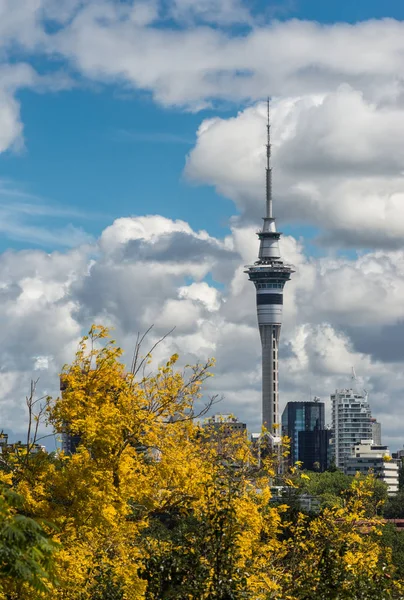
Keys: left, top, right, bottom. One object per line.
{"left": 266, "top": 97, "right": 272, "bottom": 219}
{"left": 244, "top": 96, "right": 294, "bottom": 434}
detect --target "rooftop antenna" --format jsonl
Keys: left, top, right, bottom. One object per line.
{"left": 266, "top": 97, "right": 272, "bottom": 220}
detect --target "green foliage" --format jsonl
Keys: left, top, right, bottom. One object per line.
{"left": 281, "top": 478, "right": 402, "bottom": 600}
{"left": 139, "top": 470, "right": 252, "bottom": 599}
{"left": 381, "top": 524, "right": 404, "bottom": 580}
{"left": 85, "top": 561, "right": 125, "bottom": 600}
{"left": 398, "top": 459, "right": 404, "bottom": 490}
{"left": 0, "top": 484, "right": 57, "bottom": 597}
{"left": 299, "top": 470, "right": 355, "bottom": 503}
{"left": 298, "top": 469, "right": 388, "bottom": 515}
{"left": 384, "top": 490, "right": 404, "bottom": 519}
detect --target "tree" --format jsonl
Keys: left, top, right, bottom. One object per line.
{"left": 398, "top": 459, "right": 404, "bottom": 490}
{"left": 0, "top": 484, "right": 56, "bottom": 599}
{"left": 0, "top": 325, "right": 401, "bottom": 599}
{"left": 298, "top": 469, "right": 388, "bottom": 516}
{"left": 381, "top": 524, "right": 404, "bottom": 580}
{"left": 282, "top": 476, "right": 402, "bottom": 599}
{"left": 2, "top": 326, "right": 220, "bottom": 599}
{"left": 383, "top": 490, "right": 404, "bottom": 519}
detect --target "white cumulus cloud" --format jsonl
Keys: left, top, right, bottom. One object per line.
{"left": 0, "top": 215, "right": 401, "bottom": 449}
{"left": 186, "top": 94, "right": 404, "bottom": 248}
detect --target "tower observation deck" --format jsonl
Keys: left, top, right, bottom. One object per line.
{"left": 245, "top": 100, "right": 294, "bottom": 433}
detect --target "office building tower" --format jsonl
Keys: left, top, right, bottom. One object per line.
{"left": 298, "top": 428, "right": 332, "bottom": 472}
{"left": 245, "top": 101, "right": 294, "bottom": 434}
{"left": 371, "top": 418, "right": 382, "bottom": 445}
{"left": 345, "top": 440, "right": 399, "bottom": 495}
{"left": 281, "top": 401, "right": 330, "bottom": 470}
{"left": 60, "top": 376, "right": 81, "bottom": 454}
{"left": 61, "top": 430, "right": 81, "bottom": 454}
{"left": 331, "top": 388, "right": 372, "bottom": 469}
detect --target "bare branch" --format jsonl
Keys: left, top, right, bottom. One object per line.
{"left": 164, "top": 394, "right": 222, "bottom": 424}
{"left": 130, "top": 325, "right": 153, "bottom": 375}
{"left": 34, "top": 432, "right": 59, "bottom": 445}
{"left": 25, "top": 379, "right": 39, "bottom": 464}
{"left": 131, "top": 326, "right": 176, "bottom": 378}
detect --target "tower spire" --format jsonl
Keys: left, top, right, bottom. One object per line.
{"left": 266, "top": 97, "right": 272, "bottom": 219}
{"left": 245, "top": 98, "right": 294, "bottom": 435}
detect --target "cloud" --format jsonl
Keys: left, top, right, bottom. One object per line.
{"left": 0, "top": 1, "right": 44, "bottom": 50}
{"left": 0, "top": 245, "right": 88, "bottom": 430}
{"left": 0, "top": 214, "right": 402, "bottom": 451}
{"left": 2, "top": 2, "right": 404, "bottom": 112}
{"left": 40, "top": 11, "right": 404, "bottom": 108}
{"left": 185, "top": 93, "right": 404, "bottom": 248}
{"left": 178, "top": 282, "right": 221, "bottom": 312}
{"left": 75, "top": 216, "right": 236, "bottom": 334}
{"left": 0, "top": 89, "right": 24, "bottom": 153}
{"left": 0, "top": 1, "right": 404, "bottom": 451}
{"left": 0, "top": 63, "right": 39, "bottom": 154}
{"left": 0, "top": 60, "right": 73, "bottom": 155}
{"left": 166, "top": 0, "right": 252, "bottom": 25}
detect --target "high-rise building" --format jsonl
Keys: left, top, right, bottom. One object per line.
{"left": 392, "top": 447, "right": 404, "bottom": 461}
{"left": 298, "top": 429, "right": 332, "bottom": 472}
{"left": 62, "top": 430, "right": 81, "bottom": 454}
{"left": 60, "top": 376, "right": 81, "bottom": 454}
{"left": 371, "top": 418, "right": 382, "bottom": 445}
{"left": 281, "top": 401, "right": 330, "bottom": 470}
{"left": 345, "top": 440, "right": 399, "bottom": 495}
{"left": 245, "top": 101, "right": 294, "bottom": 433}
{"left": 331, "top": 388, "right": 372, "bottom": 469}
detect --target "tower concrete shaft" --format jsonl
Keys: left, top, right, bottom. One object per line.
{"left": 244, "top": 101, "right": 294, "bottom": 433}
{"left": 260, "top": 324, "right": 280, "bottom": 429}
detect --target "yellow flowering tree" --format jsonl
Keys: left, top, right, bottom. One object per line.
{"left": 0, "top": 325, "right": 402, "bottom": 599}
{"left": 279, "top": 475, "right": 402, "bottom": 599}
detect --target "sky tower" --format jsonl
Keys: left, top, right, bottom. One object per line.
{"left": 245, "top": 101, "right": 294, "bottom": 433}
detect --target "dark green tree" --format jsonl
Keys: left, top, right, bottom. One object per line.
{"left": 383, "top": 490, "right": 404, "bottom": 519}
{"left": 298, "top": 470, "right": 388, "bottom": 515}
{"left": 0, "top": 484, "right": 57, "bottom": 598}
{"left": 381, "top": 523, "right": 404, "bottom": 579}
{"left": 139, "top": 471, "right": 249, "bottom": 600}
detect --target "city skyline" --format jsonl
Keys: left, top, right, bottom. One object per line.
{"left": 0, "top": 1, "right": 404, "bottom": 450}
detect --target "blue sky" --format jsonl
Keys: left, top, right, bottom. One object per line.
{"left": 274, "top": 0, "right": 404, "bottom": 22}
{"left": 1, "top": 0, "right": 403, "bottom": 253}
{"left": 2, "top": 0, "right": 404, "bottom": 447}
{"left": 1, "top": 88, "right": 234, "bottom": 250}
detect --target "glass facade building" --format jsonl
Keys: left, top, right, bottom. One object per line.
{"left": 299, "top": 428, "right": 332, "bottom": 472}
{"left": 281, "top": 401, "right": 329, "bottom": 470}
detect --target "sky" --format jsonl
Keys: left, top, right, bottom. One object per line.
{"left": 1, "top": 0, "right": 404, "bottom": 450}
